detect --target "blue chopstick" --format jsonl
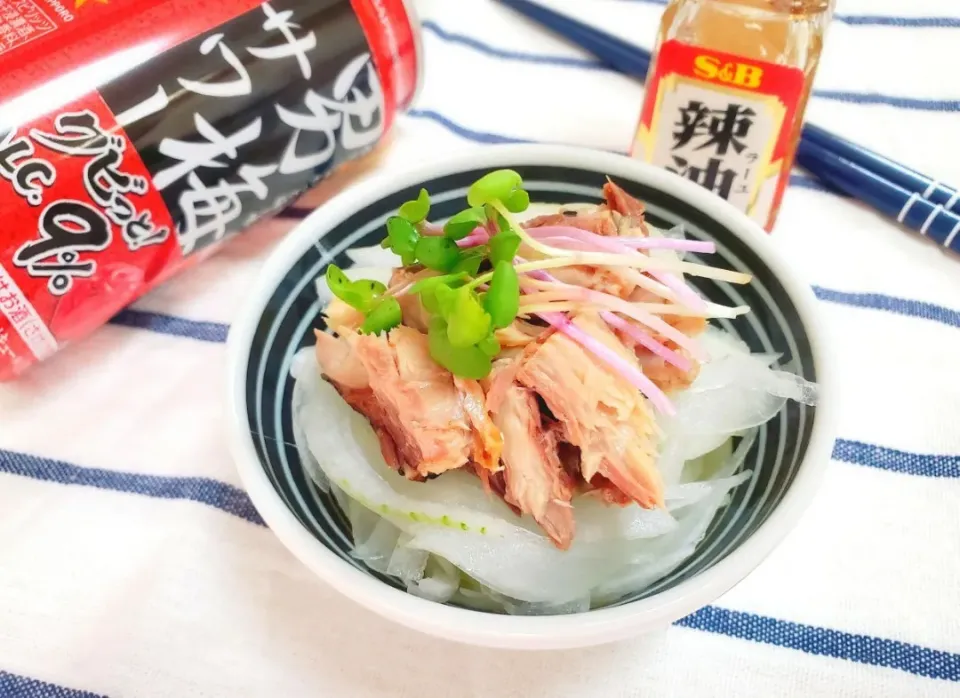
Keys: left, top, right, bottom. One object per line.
{"left": 502, "top": 0, "right": 652, "bottom": 78}
{"left": 802, "top": 124, "right": 960, "bottom": 215}
{"left": 499, "top": 0, "right": 960, "bottom": 253}
{"left": 795, "top": 139, "right": 960, "bottom": 251}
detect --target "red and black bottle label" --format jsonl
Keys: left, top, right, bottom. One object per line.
{"left": 0, "top": 0, "right": 420, "bottom": 379}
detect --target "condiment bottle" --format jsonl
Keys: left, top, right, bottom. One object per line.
{"left": 631, "top": 0, "right": 835, "bottom": 231}
{"left": 0, "top": 0, "right": 423, "bottom": 381}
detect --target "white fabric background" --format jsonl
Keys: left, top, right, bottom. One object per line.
{"left": 1, "top": 1, "right": 959, "bottom": 696}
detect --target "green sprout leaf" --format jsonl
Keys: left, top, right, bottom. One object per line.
{"left": 433, "top": 283, "right": 458, "bottom": 319}
{"left": 407, "top": 272, "right": 469, "bottom": 297}
{"left": 484, "top": 262, "right": 519, "bottom": 329}
{"left": 488, "top": 230, "right": 521, "bottom": 266}
{"left": 360, "top": 297, "right": 402, "bottom": 335}
{"left": 452, "top": 250, "right": 484, "bottom": 276}
{"left": 409, "top": 273, "right": 468, "bottom": 314}
{"left": 447, "top": 288, "right": 491, "bottom": 348}
{"left": 325, "top": 263, "right": 353, "bottom": 296}
{"left": 477, "top": 333, "right": 501, "bottom": 357}
{"left": 443, "top": 206, "right": 486, "bottom": 240}
{"left": 467, "top": 169, "right": 523, "bottom": 208}
{"left": 503, "top": 189, "right": 530, "bottom": 213}
{"left": 353, "top": 278, "right": 387, "bottom": 298}
{"left": 398, "top": 188, "right": 430, "bottom": 223}
{"left": 419, "top": 287, "right": 441, "bottom": 314}
{"left": 325, "top": 264, "right": 380, "bottom": 312}
{"left": 428, "top": 317, "right": 492, "bottom": 380}
{"left": 385, "top": 216, "right": 420, "bottom": 265}
{"left": 415, "top": 236, "right": 461, "bottom": 272}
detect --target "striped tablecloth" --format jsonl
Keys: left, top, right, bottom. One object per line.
{"left": 1, "top": 1, "right": 959, "bottom": 696}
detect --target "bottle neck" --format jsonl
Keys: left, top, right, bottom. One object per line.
{"left": 660, "top": 0, "right": 833, "bottom": 70}
{"left": 676, "top": 0, "right": 833, "bottom": 16}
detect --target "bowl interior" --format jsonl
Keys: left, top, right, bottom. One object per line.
{"left": 241, "top": 163, "right": 817, "bottom": 613}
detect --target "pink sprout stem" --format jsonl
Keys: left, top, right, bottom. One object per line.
{"left": 651, "top": 270, "right": 707, "bottom": 311}
{"left": 528, "top": 226, "right": 634, "bottom": 255}
{"left": 525, "top": 225, "right": 714, "bottom": 254}
{"left": 522, "top": 225, "right": 707, "bottom": 310}
{"left": 455, "top": 228, "right": 489, "bottom": 248}
{"left": 516, "top": 258, "right": 693, "bottom": 373}
{"left": 538, "top": 312, "right": 675, "bottom": 416}
{"left": 599, "top": 311, "right": 692, "bottom": 372}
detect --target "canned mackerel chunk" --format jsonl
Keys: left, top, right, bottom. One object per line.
{"left": 0, "top": 0, "right": 423, "bottom": 380}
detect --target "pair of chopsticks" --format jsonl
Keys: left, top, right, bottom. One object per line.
{"left": 499, "top": 0, "right": 960, "bottom": 253}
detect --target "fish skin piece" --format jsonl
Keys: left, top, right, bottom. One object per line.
{"left": 603, "top": 180, "right": 650, "bottom": 234}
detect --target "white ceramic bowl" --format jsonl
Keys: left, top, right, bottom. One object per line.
{"left": 225, "top": 144, "right": 836, "bottom": 650}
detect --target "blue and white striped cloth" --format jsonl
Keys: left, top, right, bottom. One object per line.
{"left": 1, "top": 1, "right": 959, "bottom": 696}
